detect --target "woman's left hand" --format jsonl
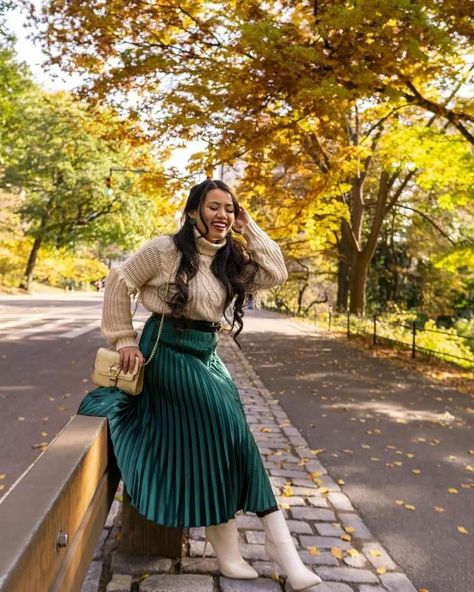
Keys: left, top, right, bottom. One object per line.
{"left": 233, "top": 207, "right": 251, "bottom": 233}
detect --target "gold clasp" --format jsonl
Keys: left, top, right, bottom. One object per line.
{"left": 108, "top": 363, "right": 120, "bottom": 385}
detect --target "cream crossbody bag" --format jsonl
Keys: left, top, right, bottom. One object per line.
{"left": 91, "top": 248, "right": 178, "bottom": 396}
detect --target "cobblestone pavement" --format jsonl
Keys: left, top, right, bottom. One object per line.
{"left": 82, "top": 335, "right": 419, "bottom": 592}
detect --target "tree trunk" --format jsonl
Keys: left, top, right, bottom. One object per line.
{"left": 21, "top": 236, "right": 42, "bottom": 291}
{"left": 336, "top": 226, "right": 351, "bottom": 311}
{"left": 349, "top": 252, "right": 369, "bottom": 315}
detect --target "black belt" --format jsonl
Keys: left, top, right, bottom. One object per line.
{"left": 152, "top": 314, "right": 221, "bottom": 333}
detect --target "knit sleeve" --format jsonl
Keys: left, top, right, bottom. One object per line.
{"left": 241, "top": 218, "right": 288, "bottom": 291}
{"left": 100, "top": 236, "right": 172, "bottom": 350}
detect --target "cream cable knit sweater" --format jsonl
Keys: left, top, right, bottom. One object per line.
{"left": 101, "top": 217, "right": 288, "bottom": 350}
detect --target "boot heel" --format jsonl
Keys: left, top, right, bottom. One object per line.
{"left": 271, "top": 560, "right": 280, "bottom": 579}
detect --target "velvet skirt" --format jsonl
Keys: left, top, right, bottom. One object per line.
{"left": 77, "top": 315, "right": 277, "bottom": 528}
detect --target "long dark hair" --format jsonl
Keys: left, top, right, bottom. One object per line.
{"left": 169, "top": 179, "right": 257, "bottom": 345}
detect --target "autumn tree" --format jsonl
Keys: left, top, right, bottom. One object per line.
{"left": 1, "top": 90, "right": 174, "bottom": 290}
{"left": 29, "top": 0, "right": 474, "bottom": 311}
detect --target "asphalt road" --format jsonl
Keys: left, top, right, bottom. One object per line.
{"left": 240, "top": 309, "right": 474, "bottom": 592}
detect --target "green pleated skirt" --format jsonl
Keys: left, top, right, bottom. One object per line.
{"left": 77, "top": 315, "right": 278, "bottom": 528}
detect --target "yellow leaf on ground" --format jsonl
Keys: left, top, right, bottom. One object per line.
{"left": 345, "top": 527, "right": 355, "bottom": 533}
{"left": 0, "top": 485, "right": 4, "bottom": 491}
{"left": 370, "top": 549, "right": 383, "bottom": 557}
{"left": 282, "top": 485, "right": 293, "bottom": 497}
{"left": 341, "top": 533, "right": 352, "bottom": 541}
{"left": 406, "top": 453, "right": 415, "bottom": 458}
{"left": 376, "top": 567, "right": 386, "bottom": 574}
{"left": 404, "top": 504, "right": 416, "bottom": 510}
{"left": 412, "top": 469, "right": 421, "bottom": 475}
{"left": 418, "top": 588, "right": 430, "bottom": 592}
{"left": 433, "top": 506, "right": 446, "bottom": 513}
{"left": 307, "top": 546, "right": 320, "bottom": 556}
{"left": 331, "top": 547, "right": 344, "bottom": 559}
{"left": 0, "top": 474, "right": 5, "bottom": 479}
{"left": 311, "top": 449, "right": 325, "bottom": 455}
{"left": 395, "top": 500, "right": 404, "bottom": 505}
{"left": 394, "top": 461, "right": 402, "bottom": 466}
{"left": 318, "top": 487, "right": 330, "bottom": 495}
{"left": 448, "top": 488, "right": 458, "bottom": 494}
{"left": 337, "top": 479, "right": 345, "bottom": 485}
{"left": 466, "top": 465, "right": 474, "bottom": 472}
{"left": 457, "top": 526, "right": 469, "bottom": 534}
{"left": 280, "top": 503, "right": 290, "bottom": 510}
{"left": 461, "top": 482, "right": 474, "bottom": 489}
{"left": 310, "top": 471, "right": 321, "bottom": 479}
{"left": 361, "top": 444, "right": 371, "bottom": 449}
{"left": 260, "top": 427, "right": 271, "bottom": 432}
{"left": 347, "top": 548, "right": 360, "bottom": 557}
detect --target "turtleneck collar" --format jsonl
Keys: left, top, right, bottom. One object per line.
{"left": 193, "top": 227, "right": 226, "bottom": 257}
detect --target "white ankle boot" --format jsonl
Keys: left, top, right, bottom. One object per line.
{"left": 202, "top": 518, "right": 258, "bottom": 579}
{"left": 261, "top": 510, "right": 322, "bottom": 590}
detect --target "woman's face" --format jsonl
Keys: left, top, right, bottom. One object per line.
{"left": 190, "top": 188, "right": 236, "bottom": 243}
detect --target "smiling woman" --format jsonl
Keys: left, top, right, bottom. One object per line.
{"left": 76, "top": 179, "right": 320, "bottom": 589}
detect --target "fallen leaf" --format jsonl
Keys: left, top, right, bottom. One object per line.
{"left": 376, "top": 567, "right": 387, "bottom": 574}
{"left": 456, "top": 526, "right": 469, "bottom": 534}
{"left": 448, "top": 488, "right": 458, "bottom": 494}
{"left": 341, "top": 533, "right": 352, "bottom": 541}
{"left": 412, "top": 469, "right": 421, "bottom": 475}
{"left": 282, "top": 484, "right": 293, "bottom": 497}
{"left": 311, "top": 449, "right": 325, "bottom": 455}
{"left": 404, "top": 504, "right": 416, "bottom": 510}
{"left": 345, "top": 527, "right": 355, "bottom": 533}
{"left": 395, "top": 500, "right": 405, "bottom": 506}
{"left": 370, "top": 549, "right": 383, "bottom": 557}
{"left": 40, "top": 431, "right": 48, "bottom": 437}
{"left": 331, "top": 547, "right": 344, "bottom": 559}
{"left": 337, "top": 479, "right": 345, "bottom": 486}
{"left": 0, "top": 474, "right": 5, "bottom": 479}
{"left": 433, "top": 506, "right": 446, "bottom": 513}
{"left": 466, "top": 465, "right": 474, "bottom": 472}
{"left": 307, "top": 546, "right": 320, "bottom": 556}
{"left": 17, "top": 416, "right": 25, "bottom": 421}
{"left": 347, "top": 548, "right": 360, "bottom": 557}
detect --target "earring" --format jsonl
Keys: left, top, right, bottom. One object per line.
{"left": 189, "top": 217, "right": 197, "bottom": 226}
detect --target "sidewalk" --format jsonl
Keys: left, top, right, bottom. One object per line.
{"left": 82, "top": 333, "right": 419, "bottom": 592}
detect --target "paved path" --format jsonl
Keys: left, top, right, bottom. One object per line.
{"left": 239, "top": 311, "right": 473, "bottom": 592}
{"left": 84, "top": 314, "right": 425, "bottom": 592}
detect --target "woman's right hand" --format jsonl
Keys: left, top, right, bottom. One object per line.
{"left": 118, "top": 346, "right": 144, "bottom": 374}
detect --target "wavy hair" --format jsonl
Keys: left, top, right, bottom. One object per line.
{"left": 169, "top": 179, "right": 257, "bottom": 346}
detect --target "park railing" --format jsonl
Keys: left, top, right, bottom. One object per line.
{"left": 0, "top": 415, "right": 120, "bottom": 592}
{"left": 0, "top": 415, "right": 184, "bottom": 592}
{"left": 264, "top": 305, "right": 474, "bottom": 369}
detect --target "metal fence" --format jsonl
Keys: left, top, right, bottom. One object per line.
{"left": 328, "top": 310, "right": 474, "bottom": 367}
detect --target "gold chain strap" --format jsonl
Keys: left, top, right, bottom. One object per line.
{"left": 133, "top": 247, "right": 179, "bottom": 367}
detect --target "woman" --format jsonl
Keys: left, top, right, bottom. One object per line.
{"left": 78, "top": 179, "right": 322, "bottom": 590}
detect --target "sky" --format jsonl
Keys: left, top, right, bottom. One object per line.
{"left": 5, "top": 4, "right": 206, "bottom": 175}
